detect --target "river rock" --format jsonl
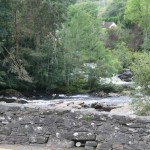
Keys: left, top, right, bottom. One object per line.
{"left": 0, "top": 97, "right": 28, "bottom": 104}
{"left": 118, "top": 69, "right": 133, "bottom": 82}
{"left": 91, "top": 91, "right": 108, "bottom": 98}
{"left": 108, "top": 93, "right": 121, "bottom": 97}
{"left": 91, "top": 102, "right": 120, "bottom": 111}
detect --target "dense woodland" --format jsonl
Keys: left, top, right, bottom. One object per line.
{"left": 0, "top": 0, "right": 150, "bottom": 109}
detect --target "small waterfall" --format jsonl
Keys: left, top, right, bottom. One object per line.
{"left": 100, "top": 74, "right": 133, "bottom": 87}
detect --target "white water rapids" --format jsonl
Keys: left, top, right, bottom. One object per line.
{"left": 26, "top": 75, "right": 133, "bottom": 108}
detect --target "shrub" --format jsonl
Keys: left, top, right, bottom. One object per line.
{"left": 130, "top": 52, "right": 150, "bottom": 115}
{"left": 132, "top": 96, "right": 150, "bottom": 116}
{"left": 130, "top": 52, "right": 150, "bottom": 95}
{"left": 89, "top": 83, "right": 124, "bottom": 93}
{"left": 113, "top": 42, "right": 133, "bottom": 69}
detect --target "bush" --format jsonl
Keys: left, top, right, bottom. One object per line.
{"left": 130, "top": 52, "right": 150, "bottom": 115}
{"left": 132, "top": 96, "right": 150, "bottom": 116}
{"left": 130, "top": 52, "right": 150, "bottom": 95}
{"left": 113, "top": 42, "right": 133, "bottom": 69}
{"left": 89, "top": 83, "right": 124, "bottom": 93}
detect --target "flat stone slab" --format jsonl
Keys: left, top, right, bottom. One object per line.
{"left": 73, "top": 132, "right": 96, "bottom": 141}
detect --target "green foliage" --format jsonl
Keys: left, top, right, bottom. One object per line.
{"left": 113, "top": 42, "right": 133, "bottom": 68}
{"left": 142, "top": 33, "right": 150, "bottom": 51}
{"left": 0, "top": 0, "right": 12, "bottom": 45}
{"left": 3, "top": 0, "right": 149, "bottom": 96}
{"left": 130, "top": 52, "right": 150, "bottom": 94}
{"left": 137, "top": 104, "right": 150, "bottom": 116}
{"left": 0, "top": 71, "right": 7, "bottom": 87}
{"left": 130, "top": 52, "right": 150, "bottom": 115}
{"left": 102, "top": 28, "right": 118, "bottom": 49}
{"left": 59, "top": 2, "right": 120, "bottom": 90}
{"left": 103, "top": 0, "right": 127, "bottom": 22}
{"left": 132, "top": 95, "right": 150, "bottom": 116}
{"left": 0, "top": 0, "right": 13, "bottom": 87}
{"left": 91, "top": 83, "right": 124, "bottom": 93}
{"left": 125, "top": 0, "right": 150, "bottom": 50}
{"left": 125, "top": 0, "right": 150, "bottom": 29}
{"left": 116, "top": 24, "right": 143, "bottom": 51}
{"left": 0, "top": 0, "right": 76, "bottom": 91}
{"left": 83, "top": 114, "right": 92, "bottom": 122}
{"left": 0, "top": 89, "right": 23, "bottom": 97}
{"left": 102, "top": 16, "right": 119, "bottom": 23}
{"left": 19, "top": 0, "right": 77, "bottom": 91}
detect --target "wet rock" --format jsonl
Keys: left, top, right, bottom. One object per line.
{"left": 91, "top": 102, "right": 120, "bottom": 111}
{"left": 81, "top": 103, "right": 90, "bottom": 108}
{"left": 108, "top": 93, "right": 121, "bottom": 97}
{"left": 91, "top": 103, "right": 103, "bottom": 109}
{"left": 73, "top": 105, "right": 82, "bottom": 109}
{"left": 91, "top": 91, "right": 108, "bottom": 98}
{"left": 17, "top": 99, "right": 28, "bottom": 104}
{"left": 0, "top": 97, "right": 28, "bottom": 104}
{"left": 118, "top": 69, "right": 133, "bottom": 82}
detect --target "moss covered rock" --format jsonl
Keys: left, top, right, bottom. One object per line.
{"left": 0, "top": 89, "right": 23, "bottom": 98}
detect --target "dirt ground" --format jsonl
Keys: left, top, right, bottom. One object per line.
{"left": 0, "top": 145, "right": 84, "bottom": 150}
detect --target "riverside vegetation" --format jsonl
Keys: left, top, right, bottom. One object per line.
{"left": 0, "top": 0, "right": 150, "bottom": 115}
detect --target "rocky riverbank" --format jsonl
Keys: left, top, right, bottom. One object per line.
{"left": 0, "top": 89, "right": 133, "bottom": 115}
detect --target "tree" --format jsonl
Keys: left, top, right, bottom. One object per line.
{"left": 17, "top": 0, "right": 76, "bottom": 51}
{"left": 125, "top": 0, "right": 150, "bottom": 50}
{"left": 0, "top": 0, "right": 12, "bottom": 47}
{"left": 130, "top": 52, "right": 150, "bottom": 115}
{"left": 0, "top": 0, "right": 77, "bottom": 91}
{"left": 59, "top": 2, "right": 119, "bottom": 90}
{"left": 0, "top": 0, "right": 12, "bottom": 88}
{"left": 131, "top": 52, "right": 150, "bottom": 94}
{"left": 103, "top": 0, "right": 127, "bottom": 23}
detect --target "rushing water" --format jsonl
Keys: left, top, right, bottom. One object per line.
{"left": 26, "top": 75, "right": 132, "bottom": 107}
{"left": 26, "top": 94, "right": 132, "bottom": 107}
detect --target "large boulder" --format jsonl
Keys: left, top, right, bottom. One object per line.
{"left": 118, "top": 69, "right": 133, "bottom": 82}
{"left": 0, "top": 97, "right": 28, "bottom": 104}
{"left": 0, "top": 89, "right": 23, "bottom": 98}
{"left": 0, "top": 89, "right": 27, "bottom": 104}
